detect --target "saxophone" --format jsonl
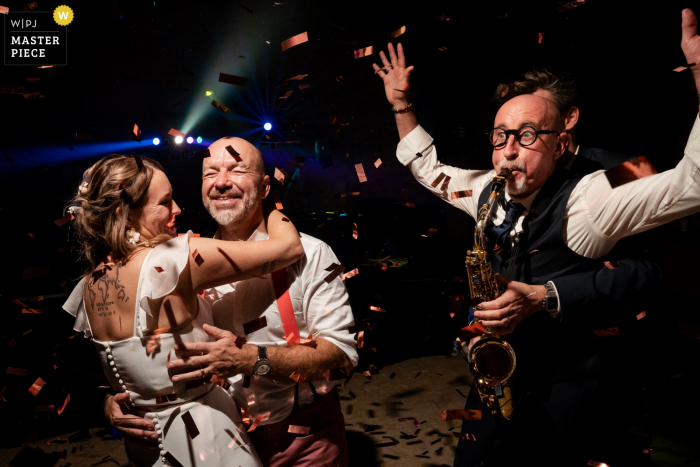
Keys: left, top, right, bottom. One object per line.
{"left": 462, "top": 168, "right": 517, "bottom": 420}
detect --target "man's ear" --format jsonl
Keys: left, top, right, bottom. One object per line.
{"left": 564, "top": 106, "right": 579, "bottom": 131}
{"left": 260, "top": 175, "right": 271, "bottom": 199}
{"left": 552, "top": 132, "right": 570, "bottom": 161}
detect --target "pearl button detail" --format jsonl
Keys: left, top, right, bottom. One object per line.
{"left": 118, "top": 379, "right": 123, "bottom": 384}
{"left": 112, "top": 368, "right": 118, "bottom": 373}
{"left": 160, "top": 450, "right": 166, "bottom": 456}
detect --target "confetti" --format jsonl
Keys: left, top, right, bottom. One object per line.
{"left": 281, "top": 74, "right": 308, "bottom": 84}
{"left": 370, "top": 306, "right": 386, "bottom": 312}
{"left": 131, "top": 123, "right": 141, "bottom": 142}
{"left": 274, "top": 167, "right": 289, "bottom": 185}
{"left": 429, "top": 437, "right": 443, "bottom": 446}
{"left": 247, "top": 414, "right": 266, "bottom": 432}
{"left": 538, "top": 32, "right": 544, "bottom": 44}
{"left": 441, "top": 409, "right": 482, "bottom": 421}
{"left": 212, "top": 99, "right": 229, "bottom": 113}
{"left": 218, "top": 72, "right": 248, "bottom": 87}
{"left": 243, "top": 316, "right": 268, "bottom": 335}
{"left": 281, "top": 32, "right": 309, "bottom": 51}
{"left": 594, "top": 327, "right": 620, "bottom": 337}
{"left": 163, "top": 452, "right": 186, "bottom": 467}
{"left": 0, "top": 6, "right": 8, "bottom": 14}
{"left": 603, "top": 261, "right": 619, "bottom": 269}
{"left": 7, "top": 367, "right": 28, "bottom": 376}
{"left": 390, "top": 26, "right": 406, "bottom": 39}
{"left": 376, "top": 440, "right": 399, "bottom": 447}
{"left": 192, "top": 249, "right": 204, "bottom": 266}
{"left": 279, "top": 90, "right": 293, "bottom": 99}
{"left": 225, "top": 145, "right": 243, "bottom": 162}
{"left": 274, "top": 190, "right": 284, "bottom": 210}
{"left": 342, "top": 371, "right": 354, "bottom": 387}
{"left": 324, "top": 263, "right": 346, "bottom": 283}
{"left": 441, "top": 175, "right": 451, "bottom": 191}
{"left": 57, "top": 393, "right": 70, "bottom": 415}
{"left": 352, "top": 222, "right": 358, "bottom": 239}
{"left": 193, "top": 148, "right": 211, "bottom": 159}
{"left": 431, "top": 173, "right": 446, "bottom": 187}
{"left": 374, "top": 158, "right": 382, "bottom": 168}
{"left": 453, "top": 432, "right": 476, "bottom": 441}
{"left": 341, "top": 268, "right": 359, "bottom": 281}
{"left": 637, "top": 311, "right": 647, "bottom": 320}
{"left": 436, "top": 14, "right": 449, "bottom": 21}
{"left": 354, "top": 46, "right": 373, "bottom": 59}
{"left": 357, "top": 331, "right": 364, "bottom": 349}
{"left": 154, "top": 266, "right": 166, "bottom": 273}
{"left": 422, "top": 228, "right": 438, "bottom": 238}
{"left": 23, "top": 92, "right": 44, "bottom": 99}
{"left": 168, "top": 128, "right": 185, "bottom": 138}
{"left": 451, "top": 190, "right": 472, "bottom": 199}
{"left": 349, "top": 390, "right": 357, "bottom": 399}
{"left": 288, "top": 425, "right": 310, "bottom": 435}
{"left": 181, "top": 411, "right": 200, "bottom": 439}
{"left": 298, "top": 84, "right": 310, "bottom": 90}
{"left": 355, "top": 163, "right": 367, "bottom": 182}
{"left": 54, "top": 213, "right": 74, "bottom": 227}
{"left": 556, "top": 0, "right": 585, "bottom": 13}
{"left": 29, "top": 377, "right": 45, "bottom": 396}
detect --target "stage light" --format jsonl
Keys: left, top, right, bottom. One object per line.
{"left": 153, "top": 138, "right": 160, "bottom": 145}
{"left": 197, "top": 136, "right": 203, "bottom": 144}
{"left": 186, "top": 136, "right": 194, "bottom": 144}
{"left": 264, "top": 123, "right": 272, "bottom": 131}
{"left": 175, "top": 136, "right": 183, "bottom": 144}
{"left": 206, "top": 91, "right": 213, "bottom": 96}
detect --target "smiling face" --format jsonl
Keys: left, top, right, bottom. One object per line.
{"left": 491, "top": 94, "right": 568, "bottom": 198}
{"left": 129, "top": 169, "right": 181, "bottom": 238}
{"left": 202, "top": 137, "right": 270, "bottom": 226}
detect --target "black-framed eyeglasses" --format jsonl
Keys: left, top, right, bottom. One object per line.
{"left": 487, "top": 126, "right": 559, "bottom": 148}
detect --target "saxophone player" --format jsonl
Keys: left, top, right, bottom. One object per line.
{"left": 372, "top": 9, "right": 700, "bottom": 466}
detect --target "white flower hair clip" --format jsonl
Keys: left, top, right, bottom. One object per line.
{"left": 67, "top": 206, "right": 80, "bottom": 215}
{"left": 78, "top": 181, "right": 89, "bottom": 195}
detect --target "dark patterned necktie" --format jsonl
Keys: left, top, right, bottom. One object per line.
{"left": 485, "top": 200, "right": 525, "bottom": 251}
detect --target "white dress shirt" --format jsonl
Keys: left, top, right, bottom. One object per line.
{"left": 396, "top": 115, "right": 700, "bottom": 259}
{"left": 205, "top": 221, "right": 358, "bottom": 425}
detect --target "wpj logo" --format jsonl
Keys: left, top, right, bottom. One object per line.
{"left": 3, "top": 5, "right": 71, "bottom": 66}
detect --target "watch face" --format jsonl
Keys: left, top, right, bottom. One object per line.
{"left": 255, "top": 359, "right": 271, "bottom": 375}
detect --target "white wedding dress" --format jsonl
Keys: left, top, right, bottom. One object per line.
{"left": 63, "top": 232, "right": 261, "bottom": 467}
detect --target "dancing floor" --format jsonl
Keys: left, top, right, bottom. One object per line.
{"left": 1, "top": 353, "right": 698, "bottom": 467}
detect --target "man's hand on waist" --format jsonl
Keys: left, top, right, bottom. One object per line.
{"left": 104, "top": 392, "right": 158, "bottom": 446}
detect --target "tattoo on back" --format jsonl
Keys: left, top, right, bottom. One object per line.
{"left": 89, "top": 264, "right": 130, "bottom": 318}
{"left": 260, "top": 260, "right": 277, "bottom": 276}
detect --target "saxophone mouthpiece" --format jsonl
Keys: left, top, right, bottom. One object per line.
{"left": 498, "top": 168, "right": 512, "bottom": 178}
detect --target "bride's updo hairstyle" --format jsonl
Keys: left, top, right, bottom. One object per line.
{"left": 69, "top": 154, "right": 170, "bottom": 276}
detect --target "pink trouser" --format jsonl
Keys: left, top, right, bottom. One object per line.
{"left": 248, "top": 387, "right": 348, "bottom": 467}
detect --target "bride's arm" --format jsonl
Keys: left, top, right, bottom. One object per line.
{"left": 186, "top": 209, "right": 303, "bottom": 293}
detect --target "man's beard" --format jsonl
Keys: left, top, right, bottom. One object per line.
{"left": 203, "top": 185, "right": 260, "bottom": 226}
{"left": 498, "top": 160, "right": 527, "bottom": 197}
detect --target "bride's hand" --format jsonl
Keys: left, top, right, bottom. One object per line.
{"left": 372, "top": 43, "right": 414, "bottom": 107}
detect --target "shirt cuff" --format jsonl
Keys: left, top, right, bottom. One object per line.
{"left": 396, "top": 125, "right": 434, "bottom": 166}
{"left": 547, "top": 280, "right": 562, "bottom": 322}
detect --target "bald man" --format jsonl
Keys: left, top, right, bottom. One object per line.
{"left": 373, "top": 10, "right": 700, "bottom": 465}
{"left": 106, "top": 137, "right": 358, "bottom": 467}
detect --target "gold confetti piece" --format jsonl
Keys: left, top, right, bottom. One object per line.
{"left": 279, "top": 90, "right": 293, "bottom": 99}
{"left": 181, "top": 411, "right": 200, "bottom": 439}
{"left": 317, "top": 223, "right": 325, "bottom": 228}
{"left": 131, "top": 124, "right": 142, "bottom": 142}
{"left": 298, "top": 84, "right": 310, "bottom": 90}
{"left": 274, "top": 191, "right": 284, "bottom": 210}
{"left": 341, "top": 192, "right": 361, "bottom": 197}
{"left": 354, "top": 46, "right": 373, "bottom": 59}
{"left": 451, "top": 190, "right": 472, "bottom": 199}
{"left": 370, "top": 306, "right": 386, "bottom": 312}
{"left": 23, "top": 329, "right": 32, "bottom": 335}
{"left": 54, "top": 213, "right": 74, "bottom": 227}
{"left": 288, "top": 425, "right": 310, "bottom": 435}
{"left": 422, "top": 228, "right": 438, "bottom": 238}
{"left": 191, "top": 249, "right": 204, "bottom": 267}
{"left": 429, "top": 437, "right": 443, "bottom": 446}
{"left": 603, "top": 260, "right": 619, "bottom": 269}
{"left": 168, "top": 128, "right": 185, "bottom": 138}
{"left": 212, "top": 99, "right": 229, "bottom": 113}
{"left": 441, "top": 176, "right": 451, "bottom": 191}
{"left": 349, "top": 390, "right": 357, "bottom": 399}
{"left": 29, "top": 377, "right": 45, "bottom": 396}
{"left": 453, "top": 432, "right": 476, "bottom": 441}
{"left": 352, "top": 222, "right": 358, "bottom": 240}
{"left": 341, "top": 268, "right": 359, "bottom": 280}
{"left": 395, "top": 200, "right": 415, "bottom": 207}
{"left": 594, "top": 327, "right": 620, "bottom": 337}
{"left": 374, "top": 158, "right": 382, "bottom": 168}
{"left": 154, "top": 266, "right": 166, "bottom": 273}
{"left": 274, "top": 167, "right": 288, "bottom": 185}
{"left": 556, "top": 0, "right": 585, "bottom": 13}
{"left": 247, "top": 414, "right": 267, "bottom": 432}
{"left": 23, "top": 92, "right": 44, "bottom": 99}
{"left": 431, "top": 173, "right": 446, "bottom": 187}
{"left": 390, "top": 25, "right": 406, "bottom": 39}
{"left": 636, "top": 311, "right": 647, "bottom": 320}
{"left": 0, "top": 6, "right": 8, "bottom": 14}
{"left": 243, "top": 316, "right": 267, "bottom": 335}
{"left": 355, "top": 163, "right": 367, "bottom": 182}
{"left": 281, "top": 32, "right": 309, "bottom": 51}
{"left": 225, "top": 145, "right": 242, "bottom": 162}
{"left": 441, "top": 409, "right": 482, "bottom": 421}
{"left": 324, "top": 263, "right": 346, "bottom": 283}
{"left": 219, "top": 72, "right": 248, "bottom": 87}
{"left": 538, "top": 32, "right": 544, "bottom": 44}
{"left": 57, "top": 393, "right": 70, "bottom": 415}
{"left": 7, "top": 367, "right": 28, "bottom": 376}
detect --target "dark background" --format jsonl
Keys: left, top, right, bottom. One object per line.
{"left": 1, "top": 0, "right": 700, "bottom": 464}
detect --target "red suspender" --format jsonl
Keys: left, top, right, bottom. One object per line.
{"left": 271, "top": 268, "right": 300, "bottom": 344}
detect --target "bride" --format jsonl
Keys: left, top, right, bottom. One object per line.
{"left": 63, "top": 154, "right": 303, "bottom": 467}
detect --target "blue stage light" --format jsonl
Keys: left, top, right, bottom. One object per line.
{"left": 197, "top": 136, "right": 203, "bottom": 144}
{"left": 153, "top": 138, "right": 160, "bottom": 146}
{"left": 186, "top": 136, "right": 194, "bottom": 144}
{"left": 264, "top": 123, "right": 272, "bottom": 131}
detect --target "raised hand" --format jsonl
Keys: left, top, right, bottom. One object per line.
{"left": 682, "top": 9, "right": 700, "bottom": 67}
{"left": 372, "top": 43, "right": 414, "bottom": 107}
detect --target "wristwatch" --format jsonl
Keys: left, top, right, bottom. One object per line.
{"left": 253, "top": 345, "right": 271, "bottom": 376}
{"left": 542, "top": 282, "right": 560, "bottom": 319}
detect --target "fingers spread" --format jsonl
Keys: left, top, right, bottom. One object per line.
{"left": 388, "top": 42, "right": 398, "bottom": 68}
{"left": 168, "top": 355, "right": 208, "bottom": 370}
{"left": 172, "top": 369, "right": 208, "bottom": 383}
{"left": 397, "top": 43, "right": 406, "bottom": 68}
{"left": 683, "top": 8, "right": 698, "bottom": 41}
{"left": 379, "top": 50, "right": 391, "bottom": 70}
{"left": 174, "top": 341, "right": 213, "bottom": 353}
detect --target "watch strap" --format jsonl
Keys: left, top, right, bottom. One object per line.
{"left": 258, "top": 345, "right": 267, "bottom": 359}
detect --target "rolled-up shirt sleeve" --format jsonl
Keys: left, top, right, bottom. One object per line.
{"left": 301, "top": 242, "right": 359, "bottom": 366}
{"left": 565, "top": 114, "right": 700, "bottom": 258}
{"left": 397, "top": 125, "right": 493, "bottom": 220}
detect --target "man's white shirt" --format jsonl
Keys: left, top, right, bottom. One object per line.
{"left": 205, "top": 222, "right": 358, "bottom": 425}
{"left": 396, "top": 115, "right": 700, "bottom": 259}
